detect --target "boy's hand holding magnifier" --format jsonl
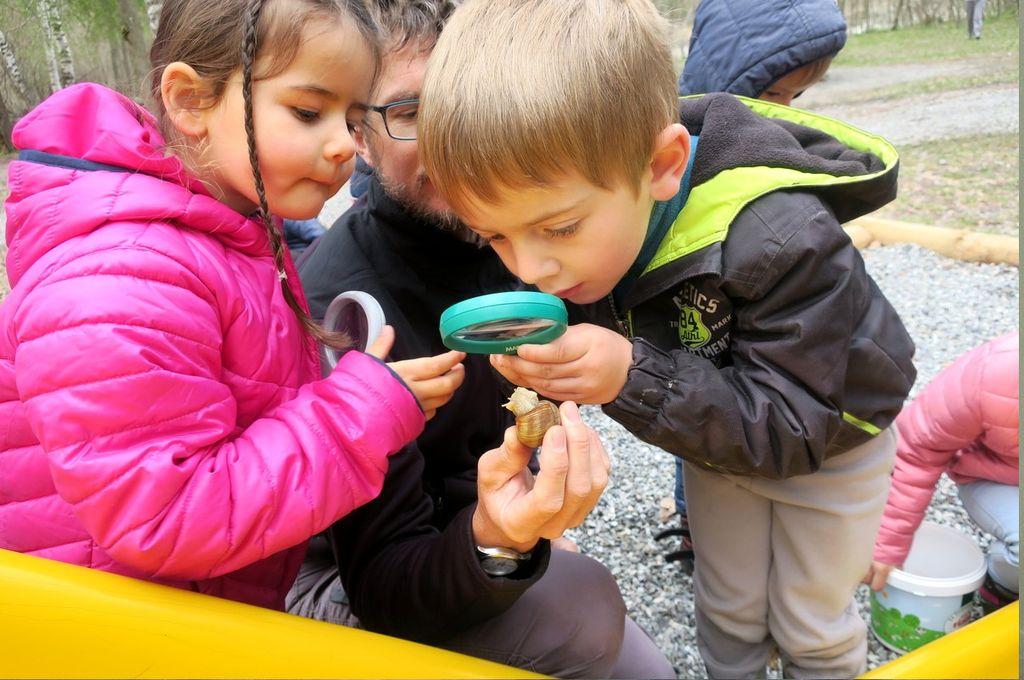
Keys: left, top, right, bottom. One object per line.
{"left": 490, "top": 323, "right": 633, "bottom": 405}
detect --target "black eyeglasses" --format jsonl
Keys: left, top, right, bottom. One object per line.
{"left": 363, "top": 98, "right": 419, "bottom": 141}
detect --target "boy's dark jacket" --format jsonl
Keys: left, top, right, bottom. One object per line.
{"left": 575, "top": 93, "right": 916, "bottom": 479}
{"left": 298, "top": 181, "right": 544, "bottom": 642}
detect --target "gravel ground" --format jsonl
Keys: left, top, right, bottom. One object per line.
{"left": 797, "top": 60, "right": 1000, "bottom": 106}
{"left": 806, "top": 83, "right": 1019, "bottom": 146}
{"left": 565, "top": 243, "right": 1019, "bottom": 678}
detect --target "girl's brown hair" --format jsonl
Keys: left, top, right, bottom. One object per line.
{"left": 150, "top": 0, "right": 380, "bottom": 349}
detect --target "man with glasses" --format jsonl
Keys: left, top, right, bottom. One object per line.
{"left": 345, "top": 98, "right": 416, "bottom": 200}
{"left": 363, "top": 99, "right": 420, "bottom": 140}
{"left": 292, "top": 2, "right": 674, "bottom": 677}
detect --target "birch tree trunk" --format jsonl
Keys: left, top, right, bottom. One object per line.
{"left": 37, "top": 0, "right": 75, "bottom": 91}
{"left": 38, "top": 5, "right": 62, "bottom": 92}
{"left": 144, "top": 0, "right": 162, "bottom": 34}
{"left": 0, "top": 29, "right": 29, "bottom": 101}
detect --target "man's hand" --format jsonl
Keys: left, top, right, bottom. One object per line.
{"left": 472, "top": 401, "right": 610, "bottom": 553}
{"left": 862, "top": 560, "right": 896, "bottom": 591}
{"left": 366, "top": 326, "right": 465, "bottom": 420}
{"left": 489, "top": 323, "right": 633, "bottom": 404}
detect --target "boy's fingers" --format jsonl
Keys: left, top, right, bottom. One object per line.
{"left": 497, "top": 354, "right": 584, "bottom": 382}
{"left": 492, "top": 357, "right": 592, "bottom": 400}
{"left": 519, "top": 377, "right": 588, "bottom": 401}
{"left": 499, "top": 372, "right": 589, "bottom": 402}
{"left": 516, "top": 336, "right": 587, "bottom": 363}
{"left": 365, "top": 325, "right": 395, "bottom": 360}
{"left": 490, "top": 354, "right": 527, "bottom": 386}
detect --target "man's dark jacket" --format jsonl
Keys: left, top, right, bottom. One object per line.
{"left": 577, "top": 94, "right": 916, "bottom": 479}
{"left": 298, "top": 179, "right": 543, "bottom": 643}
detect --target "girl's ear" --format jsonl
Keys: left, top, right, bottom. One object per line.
{"left": 161, "top": 62, "right": 215, "bottom": 138}
{"left": 648, "top": 123, "right": 691, "bottom": 202}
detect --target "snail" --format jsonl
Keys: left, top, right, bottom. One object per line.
{"left": 503, "top": 387, "right": 560, "bottom": 448}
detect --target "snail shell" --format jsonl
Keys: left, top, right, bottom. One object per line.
{"left": 503, "top": 387, "right": 561, "bottom": 448}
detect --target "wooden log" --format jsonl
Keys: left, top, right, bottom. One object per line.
{"left": 844, "top": 216, "right": 1018, "bottom": 266}
{"left": 844, "top": 223, "right": 874, "bottom": 249}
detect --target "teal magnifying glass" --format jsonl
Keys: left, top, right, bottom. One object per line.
{"left": 440, "top": 291, "right": 568, "bottom": 354}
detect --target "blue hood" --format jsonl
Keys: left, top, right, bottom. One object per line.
{"left": 679, "top": 0, "right": 847, "bottom": 98}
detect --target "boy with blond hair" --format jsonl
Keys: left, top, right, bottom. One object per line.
{"left": 419, "top": 0, "right": 916, "bottom": 676}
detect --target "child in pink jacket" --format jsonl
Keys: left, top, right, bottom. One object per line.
{"left": 0, "top": 0, "right": 466, "bottom": 609}
{"left": 866, "top": 331, "right": 1019, "bottom": 610}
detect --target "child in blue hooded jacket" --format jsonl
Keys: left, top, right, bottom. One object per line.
{"left": 679, "top": 0, "right": 846, "bottom": 105}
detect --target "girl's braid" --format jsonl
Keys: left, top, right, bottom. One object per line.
{"left": 241, "top": 0, "right": 352, "bottom": 352}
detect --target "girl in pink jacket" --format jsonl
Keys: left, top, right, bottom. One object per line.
{"left": 866, "top": 331, "right": 1018, "bottom": 610}
{"left": 0, "top": 0, "right": 466, "bottom": 609}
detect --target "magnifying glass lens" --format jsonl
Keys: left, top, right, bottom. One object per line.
{"left": 453, "top": 318, "right": 558, "bottom": 341}
{"left": 440, "top": 292, "right": 567, "bottom": 353}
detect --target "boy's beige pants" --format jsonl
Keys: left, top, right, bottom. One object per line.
{"left": 684, "top": 428, "right": 896, "bottom": 679}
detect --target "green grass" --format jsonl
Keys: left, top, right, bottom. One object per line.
{"left": 836, "top": 9, "right": 1019, "bottom": 66}
{"left": 876, "top": 132, "right": 1019, "bottom": 236}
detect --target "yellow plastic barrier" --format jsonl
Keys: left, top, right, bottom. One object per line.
{"left": 0, "top": 549, "right": 541, "bottom": 679}
{"left": 860, "top": 601, "right": 1019, "bottom": 679}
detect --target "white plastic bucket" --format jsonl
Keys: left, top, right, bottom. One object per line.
{"left": 870, "top": 521, "right": 986, "bottom": 654}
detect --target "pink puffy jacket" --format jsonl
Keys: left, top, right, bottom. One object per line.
{"left": 874, "top": 331, "right": 1019, "bottom": 565}
{"left": 0, "top": 84, "right": 424, "bottom": 609}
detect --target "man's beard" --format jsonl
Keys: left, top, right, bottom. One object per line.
{"left": 376, "top": 170, "right": 479, "bottom": 242}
